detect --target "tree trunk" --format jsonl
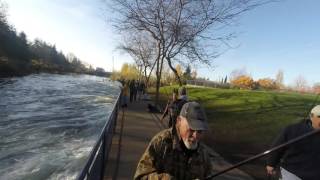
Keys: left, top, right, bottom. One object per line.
{"left": 145, "top": 57, "right": 158, "bottom": 89}
{"left": 166, "top": 57, "right": 182, "bottom": 86}
{"left": 155, "top": 56, "right": 160, "bottom": 105}
{"left": 154, "top": 41, "right": 162, "bottom": 105}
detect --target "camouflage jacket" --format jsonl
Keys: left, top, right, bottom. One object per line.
{"left": 134, "top": 128, "right": 213, "bottom": 180}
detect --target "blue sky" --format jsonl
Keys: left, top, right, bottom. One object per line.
{"left": 5, "top": 0, "right": 320, "bottom": 86}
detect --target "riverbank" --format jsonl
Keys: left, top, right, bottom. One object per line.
{"left": 0, "top": 58, "right": 110, "bottom": 78}
{"left": 0, "top": 70, "right": 111, "bottom": 79}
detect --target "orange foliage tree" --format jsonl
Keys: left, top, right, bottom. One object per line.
{"left": 231, "top": 75, "right": 254, "bottom": 89}
{"left": 257, "top": 78, "right": 277, "bottom": 90}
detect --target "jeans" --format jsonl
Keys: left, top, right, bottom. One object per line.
{"left": 280, "top": 167, "right": 301, "bottom": 180}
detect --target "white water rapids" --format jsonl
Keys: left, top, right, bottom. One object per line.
{"left": 0, "top": 74, "right": 121, "bottom": 180}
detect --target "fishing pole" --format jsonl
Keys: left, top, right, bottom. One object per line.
{"left": 159, "top": 87, "right": 171, "bottom": 116}
{"left": 206, "top": 93, "right": 320, "bottom": 179}
{"left": 206, "top": 130, "right": 320, "bottom": 179}
{"left": 303, "top": 92, "right": 320, "bottom": 120}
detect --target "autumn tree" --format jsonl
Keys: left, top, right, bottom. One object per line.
{"left": 109, "top": 0, "right": 269, "bottom": 104}
{"left": 257, "top": 78, "right": 277, "bottom": 90}
{"left": 175, "top": 64, "right": 183, "bottom": 81}
{"left": 231, "top": 75, "right": 254, "bottom": 89}
{"left": 119, "top": 63, "right": 139, "bottom": 80}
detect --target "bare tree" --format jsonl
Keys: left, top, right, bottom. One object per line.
{"left": 230, "top": 67, "right": 248, "bottom": 81}
{"left": 118, "top": 34, "right": 157, "bottom": 87}
{"left": 313, "top": 83, "right": 320, "bottom": 94}
{"left": 0, "top": 0, "right": 8, "bottom": 30}
{"left": 294, "top": 75, "right": 308, "bottom": 92}
{"left": 275, "top": 69, "right": 284, "bottom": 89}
{"left": 0, "top": 0, "right": 7, "bottom": 20}
{"left": 109, "top": 0, "right": 269, "bottom": 104}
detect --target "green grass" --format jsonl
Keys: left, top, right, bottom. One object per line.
{"left": 152, "top": 86, "right": 320, "bottom": 179}
{"left": 159, "top": 86, "right": 318, "bottom": 144}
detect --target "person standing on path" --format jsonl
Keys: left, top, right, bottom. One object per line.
{"left": 266, "top": 105, "right": 320, "bottom": 180}
{"left": 161, "top": 88, "right": 187, "bottom": 128}
{"left": 129, "top": 80, "right": 136, "bottom": 103}
{"left": 121, "top": 81, "right": 129, "bottom": 108}
{"left": 134, "top": 102, "right": 213, "bottom": 180}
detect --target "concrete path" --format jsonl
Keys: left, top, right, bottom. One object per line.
{"left": 104, "top": 100, "right": 254, "bottom": 180}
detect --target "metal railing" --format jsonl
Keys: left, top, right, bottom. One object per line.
{"left": 77, "top": 92, "right": 121, "bottom": 180}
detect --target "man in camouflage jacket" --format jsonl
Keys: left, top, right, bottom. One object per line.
{"left": 134, "top": 102, "right": 213, "bottom": 180}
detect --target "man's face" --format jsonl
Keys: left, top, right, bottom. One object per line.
{"left": 177, "top": 116, "right": 203, "bottom": 150}
{"left": 311, "top": 113, "right": 320, "bottom": 129}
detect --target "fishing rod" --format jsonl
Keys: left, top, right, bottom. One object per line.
{"left": 206, "top": 129, "right": 320, "bottom": 179}
{"left": 159, "top": 87, "right": 172, "bottom": 115}
{"left": 206, "top": 93, "right": 320, "bottom": 179}
{"left": 163, "top": 87, "right": 170, "bottom": 101}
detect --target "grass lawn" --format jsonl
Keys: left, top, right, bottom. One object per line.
{"left": 150, "top": 86, "right": 319, "bottom": 179}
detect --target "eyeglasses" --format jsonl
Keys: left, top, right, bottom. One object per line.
{"left": 188, "top": 129, "right": 203, "bottom": 134}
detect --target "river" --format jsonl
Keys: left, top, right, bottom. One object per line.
{"left": 0, "top": 73, "right": 121, "bottom": 180}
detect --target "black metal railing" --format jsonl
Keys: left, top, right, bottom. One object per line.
{"left": 77, "top": 92, "right": 121, "bottom": 180}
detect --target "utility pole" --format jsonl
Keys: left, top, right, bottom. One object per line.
{"left": 112, "top": 56, "right": 114, "bottom": 72}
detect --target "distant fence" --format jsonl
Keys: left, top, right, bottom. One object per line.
{"left": 186, "top": 80, "right": 230, "bottom": 89}
{"left": 77, "top": 92, "right": 121, "bottom": 180}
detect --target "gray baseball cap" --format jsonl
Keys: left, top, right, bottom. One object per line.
{"left": 179, "top": 101, "right": 209, "bottom": 130}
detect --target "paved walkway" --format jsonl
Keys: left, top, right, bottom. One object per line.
{"left": 104, "top": 100, "right": 254, "bottom": 180}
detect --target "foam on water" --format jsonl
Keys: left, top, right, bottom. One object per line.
{"left": 0, "top": 74, "right": 121, "bottom": 180}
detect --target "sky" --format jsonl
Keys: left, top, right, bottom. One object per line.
{"left": 4, "top": 0, "right": 320, "bottom": 86}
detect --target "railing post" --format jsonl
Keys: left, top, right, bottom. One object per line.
{"left": 100, "top": 130, "right": 106, "bottom": 180}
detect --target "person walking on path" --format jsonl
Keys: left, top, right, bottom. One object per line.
{"left": 160, "top": 88, "right": 187, "bottom": 127}
{"left": 129, "top": 80, "right": 136, "bottom": 103}
{"left": 133, "top": 81, "right": 138, "bottom": 102}
{"left": 121, "top": 81, "right": 129, "bottom": 108}
{"left": 134, "top": 101, "right": 213, "bottom": 180}
{"left": 138, "top": 81, "right": 145, "bottom": 101}
{"left": 266, "top": 105, "right": 320, "bottom": 180}
{"left": 178, "top": 86, "right": 188, "bottom": 101}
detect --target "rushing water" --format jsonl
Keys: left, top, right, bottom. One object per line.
{"left": 0, "top": 74, "right": 121, "bottom": 180}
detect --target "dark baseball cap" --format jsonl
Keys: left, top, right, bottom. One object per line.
{"left": 179, "top": 102, "right": 209, "bottom": 130}
{"left": 179, "top": 87, "right": 186, "bottom": 95}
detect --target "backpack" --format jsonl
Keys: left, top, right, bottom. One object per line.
{"left": 168, "top": 99, "right": 187, "bottom": 127}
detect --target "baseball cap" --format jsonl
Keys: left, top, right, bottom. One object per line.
{"left": 179, "top": 101, "right": 209, "bottom": 130}
{"left": 311, "top": 105, "right": 320, "bottom": 117}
